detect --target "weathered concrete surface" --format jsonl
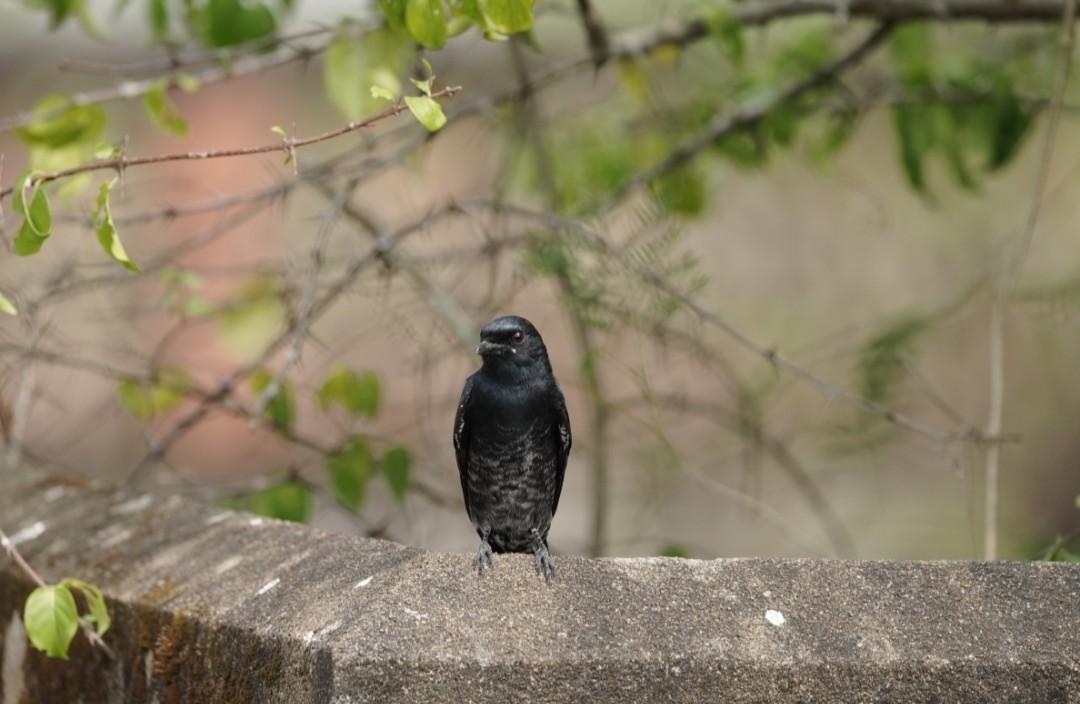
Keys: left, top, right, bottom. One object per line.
{"left": 1, "top": 469, "right": 1077, "bottom": 704}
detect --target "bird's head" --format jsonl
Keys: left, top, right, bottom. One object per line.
{"left": 476, "top": 315, "right": 551, "bottom": 372}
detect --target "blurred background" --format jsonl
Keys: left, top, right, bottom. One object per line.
{"left": 0, "top": 0, "right": 1077, "bottom": 562}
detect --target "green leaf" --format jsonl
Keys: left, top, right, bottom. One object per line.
{"left": 889, "top": 24, "right": 934, "bottom": 89}
{"left": 116, "top": 378, "right": 154, "bottom": 420}
{"left": 13, "top": 220, "right": 49, "bottom": 256}
{"left": 195, "top": 0, "right": 277, "bottom": 48}
{"left": 0, "top": 291, "right": 16, "bottom": 316}
{"left": 809, "top": 108, "right": 858, "bottom": 165}
{"left": 382, "top": 444, "right": 411, "bottom": 503}
{"left": 941, "top": 106, "right": 976, "bottom": 191}
{"left": 409, "top": 58, "right": 436, "bottom": 96}
{"left": 149, "top": 0, "right": 169, "bottom": 42}
{"left": 243, "top": 481, "right": 310, "bottom": 522}
{"left": 93, "top": 177, "right": 141, "bottom": 272}
{"left": 216, "top": 277, "right": 286, "bottom": 357}
{"left": 324, "top": 27, "right": 415, "bottom": 121}
{"left": 892, "top": 105, "right": 933, "bottom": 192}
{"left": 58, "top": 579, "right": 111, "bottom": 637}
{"left": 370, "top": 85, "right": 396, "bottom": 102}
{"left": 478, "top": 0, "right": 533, "bottom": 34}
{"left": 715, "top": 129, "right": 768, "bottom": 169}
{"left": 24, "top": 585, "right": 79, "bottom": 659}
{"left": 116, "top": 369, "right": 188, "bottom": 420}
{"left": 94, "top": 143, "right": 121, "bottom": 160}
{"left": 983, "top": 78, "right": 1033, "bottom": 171}
{"left": 378, "top": 0, "right": 407, "bottom": 29}
{"left": 316, "top": 367, "right": 381, "bottom": 419}
{"left": 651, "top": 163, "right": 705, "bottom": 216}
{"left": 856, "top": 314, "right": 934, "bottom": 406}
{"left": 12, "top": 173, "right": 53, "bottom": 256}
{"left": 326, "top": 436, "right": 373, "bottom": 511}
{"left": 143, "top": 80, "right": 189, "bottom": 136}
{"left": 13, "top": 96, "right": 106, "bottom": 151}
{"left": 404, "top": 95, "right": 448, "bottom": 132}
{"left": 703, "top": 3, "right": 743, "bottom": 65}
{"left": 405, "top": 0, "right": 447, "bottom": 49}
{"left": 250, "top": 368, "right": 295, "bottom": 433}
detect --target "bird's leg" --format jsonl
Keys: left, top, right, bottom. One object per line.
{"left": 476, "top": 525, "right": 494, "bottom": 577}
{"left": 531, "top": 529, "right": 555, "bottom": 584}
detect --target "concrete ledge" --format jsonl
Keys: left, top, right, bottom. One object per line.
{"left": 1, "top": 469, "right": 1077, "bottom": 703}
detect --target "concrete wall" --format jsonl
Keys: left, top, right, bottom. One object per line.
{"left": 1, "top": 468, "right": 1077, "bottom": 703}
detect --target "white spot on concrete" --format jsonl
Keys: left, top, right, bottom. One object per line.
{"left": 256, "top": 578, "right": 280, "bottom": 595}
{"left": 215, "top": 556, "right": 243, "bottom": 575}
{"left": 248, "top": 517, "right": 264, "bottom": 527}
{"left": 304, "top": 620, "right": 343, "bottom": 644}
{"left": 6, "top": 521, "right": 45, "bottom": 546}
{"left": 112, "top": 494, "right": 154, "bottom": 515}
{"left": 100, "top": 528, "right": 134, "bottom": 549}
{"left": 403, "top": 607, "right": 428, "bottom": 621}
{"left": 42, "top": 486, "right": 67, "bottom": 502}
{"left": 765, "top": 609, "right": 786, "bottom": 626}
{"left": 353, "top": 576, "right": 373, "bottom": 589}
{"left": 473, "top": 638, "right": 492, "bottom": 668}
{"left": 206, "top": 511, "right": 234, "bottom": 525}
{"left": 4, "top": 611, "right": 27, "bottom": 704}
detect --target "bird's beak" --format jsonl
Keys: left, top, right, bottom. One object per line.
{"left": 476, "top": 340, "right": 502, "bottom": 356}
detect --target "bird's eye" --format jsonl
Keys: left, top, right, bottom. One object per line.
{"left": 511, "top": 331, "right": 525, "bottom": 344}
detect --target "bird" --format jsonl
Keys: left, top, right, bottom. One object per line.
{"left": 453, "top": 315, "right": 572, "bottom": 583}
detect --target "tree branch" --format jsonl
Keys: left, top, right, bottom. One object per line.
{"left": 601, "top": 22, "right": 895, "bottom": 210}
{"left": 0, "top": 86, "right": 462, "bottom": 201}
{"left": 983, "top": 0, "right": 1076, "bottom": 559}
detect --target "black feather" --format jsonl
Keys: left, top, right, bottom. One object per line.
{"left": 453, "top": 315, "right": 571, "bottom": 583}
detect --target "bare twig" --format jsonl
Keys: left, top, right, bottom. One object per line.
{"left": 0, "top": 25, "right": 350, "bottom": 133}
{"left": 984, "top": 0, "right": 1076, "bottom": 559}
{"left": 251, "top": 178, "right": 357, "bottom": 422}
{"left": 4, "top": 313, "right": 44, "bottom": 469}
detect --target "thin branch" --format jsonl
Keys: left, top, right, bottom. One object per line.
{"left": 0, "top": 25, "right": 347, "bottom": 133}
{"left": 612, "top": 0, "right": 1080, "bottom": 60}
{"left": 984, "top": 0, "right": 1076, "bottom": 559}
{"left": 58, "top": 26, "right": 336, "bottom": 78}
{"left": 574, "top": 0, "right": 610, "bottom": 70}
{"left": 306, "top": 181, "right": 478, "bottom": 353}
{"left": 4, "top": 314, "right": 42, "bottom": 469}
{"left": 0, "top": 86, "right": 462, "bottom": 201}
{"left": 251, "top": 178, "right": 357, "bottom": 422}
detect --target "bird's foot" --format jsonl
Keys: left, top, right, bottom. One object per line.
{"left": 476, "top": 539, "right": 494, "bottom": 577}
{"left": 531, "top": 533, "right": 555, "bottom": 584}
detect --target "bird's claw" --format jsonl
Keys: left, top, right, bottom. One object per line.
{"left": 476, "top": 539, "right": 494, "bottom": 577}
{"left": 532, "top": 536, "right": 555, "bottom": 584}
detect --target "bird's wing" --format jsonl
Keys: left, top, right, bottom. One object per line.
{"left": 550, "top": 385, "right": 572, "bottom": 518}
{"left": 453, "top": 375, "right": 474, "bottom": 511}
